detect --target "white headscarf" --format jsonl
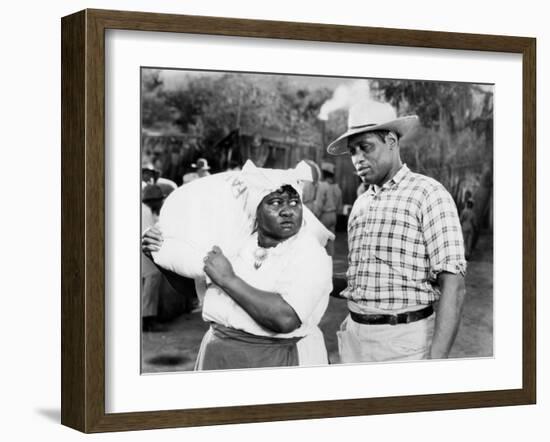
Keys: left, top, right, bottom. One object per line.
{"left": 226, "top": 160, "right": 313, "bottom": 221}
{"left": 221, "top": 160, "right": 334, "bottom": 245}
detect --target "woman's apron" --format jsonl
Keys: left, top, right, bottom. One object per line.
{"left": 195, "top": 323, "right": 301, "bottom": 370}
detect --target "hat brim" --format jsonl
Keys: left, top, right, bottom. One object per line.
{"left": 327, "top": 116, "right": 419, "bottom": 156}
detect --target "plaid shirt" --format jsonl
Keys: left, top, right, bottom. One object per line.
{"left": 342, "top": 165, "right": 466, "bottom": 310}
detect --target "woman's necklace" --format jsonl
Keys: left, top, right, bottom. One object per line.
{"left": 253, "top": 246, "right": 269, "bottom": 269}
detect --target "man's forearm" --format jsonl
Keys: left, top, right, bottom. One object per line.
{"left": 430, "top": 272, "right": 466, "bottom": 359}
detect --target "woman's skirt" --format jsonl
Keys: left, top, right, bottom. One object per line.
{"left": 195, "top": 323, "right": 301, "bottom": 370}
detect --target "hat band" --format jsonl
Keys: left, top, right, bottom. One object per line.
{"left": 349, "top": 123, "right": 379, "bottom": 130}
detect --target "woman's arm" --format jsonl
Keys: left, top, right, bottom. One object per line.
{"left": 221, "top": 276, "right": 302, "bottom": 334}
{"left": 204, "top": 246, "right": 301, "bottom": 334}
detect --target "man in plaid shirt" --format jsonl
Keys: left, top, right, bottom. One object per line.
{"left": 327, "top": 99, "right": 466, "bottom": 362}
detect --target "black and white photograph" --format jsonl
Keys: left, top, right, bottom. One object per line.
{"left": 139, "top": 68, "right": 494, "bottom": 373}
{"left": 1, "top": 0, "right": 545, "bottom": 437}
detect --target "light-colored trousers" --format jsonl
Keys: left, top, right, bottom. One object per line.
{"left": 337, "top": 313, "right": 435, "bottom": 363}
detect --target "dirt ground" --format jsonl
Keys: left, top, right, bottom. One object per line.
{"left": 142, "top": 231, "right": 493, "bottom": 372}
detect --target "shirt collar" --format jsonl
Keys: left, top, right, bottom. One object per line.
{"left": 368, "top": 164, "right": 410, "bottom": 194}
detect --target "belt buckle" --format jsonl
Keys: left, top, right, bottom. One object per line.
{"left": 389, "top": 314, "right": 399, "bottom": 326}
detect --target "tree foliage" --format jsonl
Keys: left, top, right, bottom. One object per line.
{"left": 141, "top": 69, "right": 173, "bottom": 129}
{"left": 143, "top": 73, "right": 332, "bottom": 151}
{"left": 371, "top": 79, "right": 493, "bottom": 186}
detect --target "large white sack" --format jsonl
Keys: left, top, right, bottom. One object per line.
{"left": 151, "top": 172, "right": 249, "bottom": 278}
{"left": 151, "top": 161, "right": 334, "bottom": 279}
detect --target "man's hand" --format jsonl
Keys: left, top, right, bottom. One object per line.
{"left": 203, "top": 246, "right": 235, "bottom": 288}
{"left": 141, "top": 226, "right": 164, "bottom": 259}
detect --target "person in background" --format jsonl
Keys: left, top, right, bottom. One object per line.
{"left": 301, "top": 159, "right": 322, "bottom": 215}
{"left": 460, "top": 199, "right": 477, "bottom": 260}
{"left": 193, "top": 158, "right": 212, "bottom": 178}
{"left": 327, "top": 98, "right": 466, "bottom": 363}
{"left": 142, "top": 162, "right": 177, "bottom": 196}
{"left": 141, "top": 184, "right": 169, "bottom": 332}
{"left": 142, "top": 181, "right": 191, "bottom": 331}
{"left": 182, "top": 158, "right": 211, "bottom": 184}
{"left": 142, "top": 163, "right": 159, "bottom": 187}
{"left": 314, "top": 162, "right": 343, "bottom": 256}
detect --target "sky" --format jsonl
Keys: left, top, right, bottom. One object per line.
{"left": 151, "top": 68, "right": 493, "bottom": 123}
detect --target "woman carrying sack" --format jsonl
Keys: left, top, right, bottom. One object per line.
{"left": 142, "top": 161, "right": 333, "bottom": 370}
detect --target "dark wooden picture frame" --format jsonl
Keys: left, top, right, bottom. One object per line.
{"left": 61, "top": 8, "right": 536, "bottom": 433}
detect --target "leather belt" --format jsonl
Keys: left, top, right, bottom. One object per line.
{"left": 349, "top": 305, "right": 434, "bottom": 326}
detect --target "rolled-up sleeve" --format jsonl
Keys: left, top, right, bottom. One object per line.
{"left": 420, "top": 185, "right": 467, "bottom": 280}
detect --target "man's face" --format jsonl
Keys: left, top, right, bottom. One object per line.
{"left": 347, "top": 132, "right": 396, "bottom": 186}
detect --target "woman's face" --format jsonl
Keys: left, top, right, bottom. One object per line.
{"left": 256, "top": 186, "right": 303, "bottom": 244}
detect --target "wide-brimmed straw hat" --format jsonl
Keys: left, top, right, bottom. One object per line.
{"left": 191, "top": 158, "right": 211, "bottom": 170}
{"left": 327, "top": 99, "right": 419, "bottom": 155}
